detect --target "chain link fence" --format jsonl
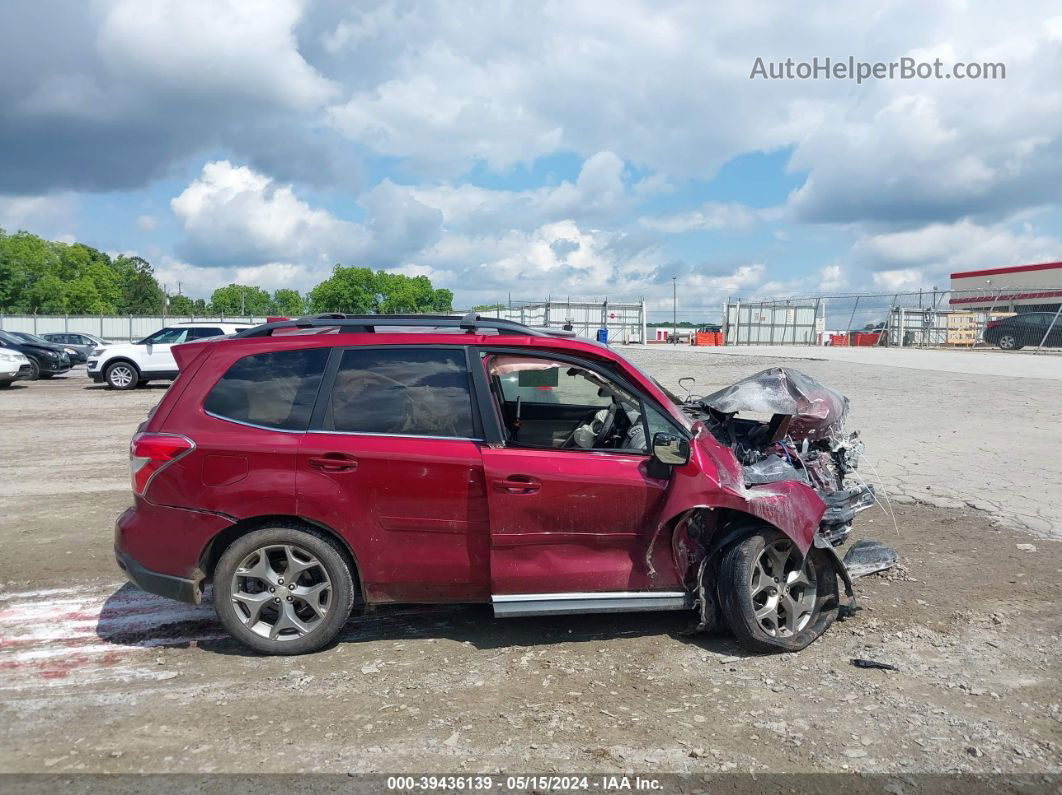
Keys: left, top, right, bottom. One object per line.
{"left": 723, "top": 287, "right": 1062, "bottom": 349}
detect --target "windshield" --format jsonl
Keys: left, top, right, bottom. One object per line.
{"left": 138, "top": 327, "right": 189, "bottom": 345}
{"left": 608, "top": 350, "right": 684, "bottom": 405}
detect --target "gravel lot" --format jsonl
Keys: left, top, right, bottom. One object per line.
{"left": 0, "top": 354, "right": 1059, "bottom": 777}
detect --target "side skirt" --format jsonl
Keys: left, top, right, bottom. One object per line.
{"left": 492, "top": 591, "right": 690, "bottom": 618}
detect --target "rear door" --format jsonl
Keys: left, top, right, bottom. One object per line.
{"left": 297, "top": 346, "right": 491, "bottom": 604}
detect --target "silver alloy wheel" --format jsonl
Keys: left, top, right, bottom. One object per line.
{"left": 748, "top": 539, "right": 817, "bottom": 637}
{"left": 230, "top": 544, "right": 332, "bottom": 641}
{"left": 108, "top": 364, "right": 135, "bottom": 388}
{"left": 998, "top": 334, "right": 1017, "bottom": 350}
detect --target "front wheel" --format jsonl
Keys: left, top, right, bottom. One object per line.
{"left": 718, "top": 528, "right": 838, "bottom": 653}
{"left": 213, "top": 526, "right": 356, "bottom": 655}
{"left": 997, "top": 334, "right": 1022, "bottom": 351}
{"left": 105, "top": 361, "right": 139, "bottom": 390}
{"left": 26, "top": 358, "right": 40, "bottom": 381}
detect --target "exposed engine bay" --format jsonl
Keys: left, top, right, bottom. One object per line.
{"left": 690, "top": 368, "right": 877, "bottom": 547}
{"left": 680, "top": 367, "right": 897, "bottom": 594}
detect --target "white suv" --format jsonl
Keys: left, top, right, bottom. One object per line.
{"left": 88, "top": 322, "right": 251, "bottom": 390}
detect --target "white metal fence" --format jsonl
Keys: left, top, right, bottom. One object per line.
{"left": 466, "top": 299, "right": 647, "bottom": 343}
{"left": 0, "top": 314, "right": 269, "bottom": 342}
{"left": 724, "top": 300, "right": 823, "bottom": 345}
{"left": 0, "top": 302, "right": 650, "bottom": 344}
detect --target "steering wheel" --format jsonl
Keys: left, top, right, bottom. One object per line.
{"left": 561, "top": 401, "right": 619, "bottom": 449}
{"left": 591, "top": 402, "right": 620, "bottom": 448}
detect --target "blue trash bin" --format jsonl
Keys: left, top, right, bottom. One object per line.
{"left": 596, "top": 328, "right": 609, "bottom": 344}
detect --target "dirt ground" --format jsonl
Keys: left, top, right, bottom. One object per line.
{"left": 0, "top": 356, "right": 1060, "bottom": 777}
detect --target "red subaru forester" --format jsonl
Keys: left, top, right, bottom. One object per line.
{"left": 116, "top": 313, "right": 886, "bottom": 655}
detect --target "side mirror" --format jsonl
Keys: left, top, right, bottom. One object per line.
{"left": 652, "top": 432, "right": 690, "bottom": 466}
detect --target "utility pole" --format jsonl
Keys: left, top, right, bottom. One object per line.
{"left": 672, "top": 277, "right": 677, "bottom": 343}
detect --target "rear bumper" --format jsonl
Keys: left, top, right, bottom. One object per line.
{"left": 114, "top": 502, "right": 235, "bottom": 604}
{"left": 115, "top": 546, "right": 202, "bottom": 604}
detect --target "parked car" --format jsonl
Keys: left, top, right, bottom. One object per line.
{"left": 0, "top": 348, "right": 32, "bottom": 387}
{"left": 0, "top": 330, "right": 72, "bottom": 380}
{"left": 6, "top": 330, "right": 86, "bottom": 364}
{"left": 983, "top": 311, "right": 1062, "bottom": 350}
{"left": 115, "top": 313, "right": 892, "bottom": 656}
{"left": 41, "top": 332, "right": 112, "bottom": 363}
{"left": 88, "top": 322, "right": 251, "bottom": 389}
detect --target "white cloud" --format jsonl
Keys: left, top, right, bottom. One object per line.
{"left": 0, "top": 194, "right": 78, "bottom": 238}
{"left": 853, "top": 218, "right": 1062, "bottom": 281}
{"left": 136, "top": 214, "right": 159, "bottom": 231}
{"left": 640, "top": 202, "right": 778, "bottom": 234}
{"left": 98, "top": 0, "right": 336, "bottom": 112}
{"left": 170, "top": 160, "right": 443, "bottom": 271}
{"left": 171, "top": 160, "right": 364, "bottom": 266}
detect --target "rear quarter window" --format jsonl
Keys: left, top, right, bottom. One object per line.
{"left": 204, "top": 348, "right": 329, "bottom": 431}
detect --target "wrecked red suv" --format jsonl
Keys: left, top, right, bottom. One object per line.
{"left": 116, "top": 313, "right": 894, "bottom": 655}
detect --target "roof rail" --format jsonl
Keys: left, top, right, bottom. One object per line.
{"left": 232, "top": 312, "right": 553, "bottom": 338}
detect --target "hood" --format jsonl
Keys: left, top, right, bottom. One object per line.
{"left": 698, "top": 367, "right": 848, "bottom": 443}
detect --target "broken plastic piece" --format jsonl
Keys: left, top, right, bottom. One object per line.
{"left": 842, "top": 539, "right": 899, "bottom": 579}
{"left": 851, "top": 658, "right": 899, "bottom": 671}
{"left": 700, "top": 367, "right": 849, "bottom": 442}
{"left": 742, "top": 455, "right": 807, "bottom": 485}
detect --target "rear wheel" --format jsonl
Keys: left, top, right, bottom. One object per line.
{"left": 105, "top": 361, "right": 139, "bottom": 390}
{"left": 718, "top": 528, "right": 838, "bottom": 653}
{"left": 997, "top": 334, "right": 1022, "bottom": 350}
{"left": 214, "top": 526, "right": 356, "bottom": 655}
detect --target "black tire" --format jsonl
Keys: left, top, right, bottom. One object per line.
{"left": 997, "top": 334, "right": 1022, "bottom": 351}
{"left": 105, "top": 360, "right": 139, "bottom": 390}
{"left": 718, "top": 527, "right": 838, "bottom": 653}
{"left": 213, "top": 526, "right": 356, "bottom": 655}
{"left": 26, "top": 358, "right": 40, "bottom": 381}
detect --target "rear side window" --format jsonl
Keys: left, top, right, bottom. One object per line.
{"left": 205, "top": 348, "right": 329, "bottom": 431}
{"left": 187, "top": 327, "right": 225, "bottom": 339}
{"left": 327, "top": 348, "right": 476, "bottom": 438}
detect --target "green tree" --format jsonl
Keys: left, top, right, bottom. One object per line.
{"left": 114, "top": 255, "right": 165, "bottom": 313}
{"left": 271, "top": 288, "right": 305, "bottom": 316}
{"left": 308, "top": 266, "right": 452, "bottom": 314}
{"left": 167, "top": 294, "right": 196, "bottom": 315}
{"left": 210, "top": 283, "right": 272, "bottom": 315}
{"left": 308, "top": 266, "right": 376, "bottom": 313}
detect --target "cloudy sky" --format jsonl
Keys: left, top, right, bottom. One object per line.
{"left": 1, "top": 0, "right": 1061, "bottom": 319}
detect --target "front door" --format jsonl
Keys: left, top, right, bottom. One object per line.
{"left": 479, "top": 352, "right": 678, "bottom": 604}
{"left": 296, "top": 346, "right": 491, "bottom": 604}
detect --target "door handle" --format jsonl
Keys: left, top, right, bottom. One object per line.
{"left": 308, "top": 453, "right": 358, "bottom": 473}
{"left": 492, "top": 475, "right": 541, "bottom": 494}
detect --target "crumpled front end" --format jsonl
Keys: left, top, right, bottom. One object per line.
{"left": 694, "top": 367, "right": 879, "bottom": 552}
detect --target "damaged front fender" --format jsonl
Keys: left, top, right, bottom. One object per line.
{"left": 657, "top": 422, "right": 826, "bottom": 564}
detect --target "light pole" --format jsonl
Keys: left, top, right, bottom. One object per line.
{"left": 672, "top": 277, "right": 677, "bottom": 344}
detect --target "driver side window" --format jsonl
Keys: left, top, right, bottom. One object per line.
{"left": 485, "top": 353, "right": 649, "bottom": 453}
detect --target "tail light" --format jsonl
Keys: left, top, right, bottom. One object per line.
{"left": 985, "top": 320, "right": 1001, "bottom": 330}
{"left": 129, "top": 432, "right": 195, "bottom": 496}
